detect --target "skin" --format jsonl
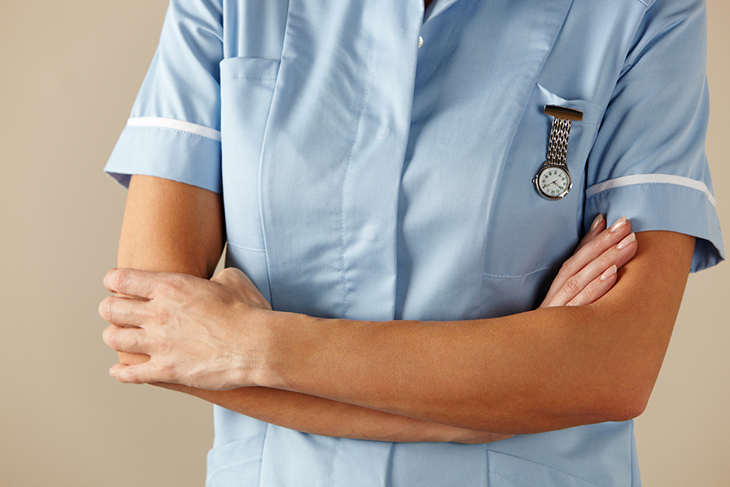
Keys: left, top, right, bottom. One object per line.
{"left": 98, "top": 175, "right": 695, "bottom": 441}
{"left": 109, "top": 176, "right": 505, "bottom": 442}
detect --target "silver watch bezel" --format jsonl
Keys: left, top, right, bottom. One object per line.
{"left": 533, "top": 163, "right": 572, "bottom": 200}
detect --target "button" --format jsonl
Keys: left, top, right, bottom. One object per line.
{"left": 418, "top": 36, "right": 424, "bottom": 48}
{"left": 363, "top": 226, "right": 377, "bottom": 241}
{"left": 378, "top": 126, "right": 391, "bottom": 139}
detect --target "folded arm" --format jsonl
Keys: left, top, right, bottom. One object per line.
{"left": 260, "top": 229, "right": 692, "bottom": 433}
{"left": 110, "top": 175, "right": 510, "bottom": 442}
{"left": 104, "top": 175, "right": 680, "bottom": 438}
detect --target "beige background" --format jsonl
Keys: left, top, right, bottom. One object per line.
{"left": 0, "top": 1, "right": 727, "bottom": 485}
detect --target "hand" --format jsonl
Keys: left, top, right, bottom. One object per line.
{"left": 457, "top": 215, "right": 637, "bottom": 443}
{"left": 100, "top": 267, "right": 271, "bottom": 390}
{"left": 540, "top": 215, "right": 638, "bottom": 308}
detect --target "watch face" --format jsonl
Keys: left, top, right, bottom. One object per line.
{"left": 535, "top": 165, "right": 572, "bottom": 199}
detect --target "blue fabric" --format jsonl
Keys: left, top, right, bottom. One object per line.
{"left": 106, "top": 0, "right": 724, "bottom": 485}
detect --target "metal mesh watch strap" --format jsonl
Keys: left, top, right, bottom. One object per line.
{"left": 546, "top": 117, "right": 572, "bottom": 166}
{"left": 543, "top": 104, "right": 583, "bottom": 167}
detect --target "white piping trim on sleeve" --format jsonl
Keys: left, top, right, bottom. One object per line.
{"left": 586, "top": 174, "right": 716, "bottom": 208}
{"left": 126, "top": 117, "right": 222, "bottom": 142}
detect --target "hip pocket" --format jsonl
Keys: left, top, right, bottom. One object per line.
{"left": 206, "top": 432, "right": 266, "bottom": 487}
{"left": 488, "top": 450, "right": 599, "bottom": 487}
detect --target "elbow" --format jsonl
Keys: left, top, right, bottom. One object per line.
{"left": 603, "top": 393, "right": 650, "bottom": 423}
{"left": 595, "top": 373, "right": 656, "bottom": 423}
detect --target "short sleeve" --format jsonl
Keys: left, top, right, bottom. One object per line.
{"left": 583, "top": 0, "right": 724, "bottom": 272}
{"left": 105, "top": 0, "right": 224, "bottom": 194}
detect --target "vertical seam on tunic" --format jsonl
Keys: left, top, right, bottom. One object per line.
{"left": 484, "top": 447, "right": 489, "bottom": 487}
{"left": 327, "top": 437, "right": 342, "bottom": 487}
{"left": 257, "top": 423, "right": 269, "bottom": 487}
{"left": 339, "top": 47, "right": 375, "bottom": 318}
{"left": 258, "top": 0, "right": 291, "bottom": 309}
{"left": 630, "top": 420, "right": 636, "bottom": 486}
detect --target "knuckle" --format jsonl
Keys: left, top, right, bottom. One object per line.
{"left": 581, "top": 283, "right": 597, "bottom": 301}
{"left": 563, "top": 276, "right": 582, "bottom": 295}
{"left": 126, "top": 333, "right": 139, "bottom": 351}
{"left": 128, "top": 367, "right": 142, "bottom": 385}
{"left": 598, "top": 251, "right": 613, "bottom": 267}
{"left": 114, "top": 269, "right": 131, "bottom": 294}
{"left": 102, "top": 327, "right": 115, "bottom": 348}
{"left": 588, "top": 234, "right": 605, "bottom": 252}
{"left": 157, "top": 276, "right": 184, "bottom": 298}
{"left": 557, "top": 260, "right": 575, "bottom": 279}
{"left": 98, "top": 298, "right": 112, "bottom": 322}
{"left": 151, "top": 308, "right": 169, "bottom": 325}
{"left": 109, "top": 330, "right": 119, "bottom": 351}
{"left": 148, "top": 333, "right": 171, "bottom": 355}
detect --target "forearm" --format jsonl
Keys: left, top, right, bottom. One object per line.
{"left": 158, "top": 384, "right": 505, "bottom": 443}
{"left": 113, "top": 175, "right": 225, "bottom": 366}
{"left": 263, "top": 306, "right": 614, "bottom": 434}
{"left": 257, "top": 232, "right": 694, "bottom": 433}
{"left": 115, "top": 175, "right": 501, "bottom": 443}
{"left": 108, "top": 190, "right": 651, "bottom": 436}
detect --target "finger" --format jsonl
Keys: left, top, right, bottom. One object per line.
{"left": 211, "top": 267, "right": 251, "bottom": 286}
{"left": 575, "top": 214, "right": 606, "bottom": 252}
{"left": 109, "top": 362, "right": 159, "bottom": 385}
{"left": 571, "top": 216, "right": 631, "bottom": 273}
{"left": 541, "top": 217, "right": 632, "bottom": 306}
{"left": 98, "top": 295, "right": 150, "bottom": 327}
{"left": 118, "top": 351, "right": 151, "bottom": 366}
{"left": 565, "top": 265, "right": 617, "bottom": 307}
{"left": 212, "top": 267, "right": 272, "bottom": 310}
{"left": 548, "top": 232, "right": 637, "bottom": 307}
{"left": 103, "top": 324, "right": 149, "bottom": 354}
{"left": 103, "top": 268, "right": 164, "bottom": 299}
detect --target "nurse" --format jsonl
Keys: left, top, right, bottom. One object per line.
{"left": 101, "top": 0, "right": 723, "bottom": 485}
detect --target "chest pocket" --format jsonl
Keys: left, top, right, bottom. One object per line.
{"left": 480, "top": 84, "right": 603, "bottom": 317}
{"left": 220, "top": 56, "right": 280, "bottom": 251}
{"left": 220, "top": 56, "right": 281, "bottom": 305}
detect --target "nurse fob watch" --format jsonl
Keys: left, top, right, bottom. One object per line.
{"left": 533, "top": 105, "right": 583, "bottom": 200}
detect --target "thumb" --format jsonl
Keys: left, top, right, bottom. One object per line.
{"left": 211, "top": 267, "right": 250, "bottom": 286}
{"left": 110, "top": 363, "right": 157, "bottom": 385}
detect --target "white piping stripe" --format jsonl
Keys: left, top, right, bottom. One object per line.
{"left": 586, "top": 174, "right": 716, "bottom": 208}
{"left": 127, "top": 117, "right": 222, "bottom": 142}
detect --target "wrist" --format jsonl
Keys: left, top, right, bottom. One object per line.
{"left": 244, "top": 308, "right": 313, "bottom": 390}
{"left": 229, "top": 305, "right": 278, "bottom": 389}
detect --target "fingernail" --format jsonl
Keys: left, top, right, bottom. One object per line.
{"left": 109, "top": 367, "right": 116, "bottom": 378}
{"left": 617, "top": 232, "right": 636, "bottom": 250}
{"left": 610, "top": 216, "right": 628, "bottom": 233}
{"left": 590, "top": 214, "right": 605, "bottom": 232}
{"left": 600, "top": 265, "right": 618, "bottom": 281}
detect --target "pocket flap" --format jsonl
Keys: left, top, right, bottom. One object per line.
{"left": 488, "top": 450, "right": 599, "bottom": 487}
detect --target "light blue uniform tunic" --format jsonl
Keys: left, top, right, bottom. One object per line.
{"left": 106, "top": 0, "right": 724, "bottom": 485}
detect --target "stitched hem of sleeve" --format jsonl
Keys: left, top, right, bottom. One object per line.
{"left": 585, "top": 182, "right": 724, "bottom": 272}
{"left": 104, "top": 124, "right": 222, "bottom": 194}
